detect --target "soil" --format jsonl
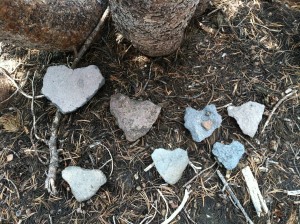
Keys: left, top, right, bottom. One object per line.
{"left": 0, "top": 0, "right": 299, "bottom": 224}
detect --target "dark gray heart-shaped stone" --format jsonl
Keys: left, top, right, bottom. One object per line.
{"left": 110, "top": 93, "right": 161, "bottom": 141}
{"left": 151, "top": 148, "right": 189, "bottom": 184}
{"left": 42, "top": 65, "right": 105, "bottom": 114}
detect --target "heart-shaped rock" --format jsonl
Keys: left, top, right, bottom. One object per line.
{"left": 227, "top": 101, "right": 265, "bottom": 137}
{"left": 184, "top": 105, "right": 222, "bottom": 142}
{"left": 110, "top": 94, "right": 161, "bottom": 141}
{"left": 151, "top": 148, "right": 189, "bottom": 184}
{"left": 42, "top": 65, "right": 105, "bottom": 114}
{"left": 212, "top": 141, "right": 245, "bottom": 170}
{"left": 62, "top": 166, "right": 107, "bottom": 202}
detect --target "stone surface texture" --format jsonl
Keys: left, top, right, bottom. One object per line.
{"left": 110, "top": 93, "right": 161, "bottom": 142}
{"left": 184, "top": 105, "right": 222, "bottom": 142}
{"left": 212, "top": 141, "right": 245, "bottom": 170}
{"left": 151, "top": 148, "right": 189, "bottom": 184}
{"left": 62, "top": 166, "right": 107, "bottom": 202}
{"left": 227, "top": 101, "right": 265, "bottom": 137}
{"left": 42, "top": 65, "right": 105, "bottom": 114}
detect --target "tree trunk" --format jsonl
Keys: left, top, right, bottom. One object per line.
{"left": 0, "top": 0, "right": 107, "bottom": 51}
{"left": 110, "top": 0, "right": 200, "bottom": 57}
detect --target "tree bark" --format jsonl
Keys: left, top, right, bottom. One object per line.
{"left": 0, "top": 0, "right": 107, "bottom": 51}
{"left": 110, "top": 0, "right": 200, "bottom": 57}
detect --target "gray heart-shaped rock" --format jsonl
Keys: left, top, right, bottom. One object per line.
{"left": 62, "top": 166, "right": 107, "bottom": 202}
{"left": 151, "top": 148, "right": 189, "bottom": 184}
{"left": 42, "top": 65, "right": 105, "bottom": 114}
{"left": 212, "top": 141, "right": 245, "bottom": 170}
{"left": 110, "top": 94, "right": 161, "bottom": 141}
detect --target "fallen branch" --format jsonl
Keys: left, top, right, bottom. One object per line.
{"left": 71, "top": 6, "right": 110, "bottom": 69}
{"left": 43, "top": 6, "right": 110, "bottom": 195}
{"left": 242, "top": 166, "right": 269, "bottom": 217}
{"left": 44, "top": 110, "right": 62, "bottom": 195}
{"left": 216, "top": 170, "right": 254, "bottom": 224}
{"left": 261, "top": 89, "right": 298, "bottom": 133}
{"left": 161, "top": 189, "right": 191, "bottom": 224}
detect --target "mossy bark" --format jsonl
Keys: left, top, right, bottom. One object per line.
{"left": 110, "top": 0, "right": 200, "bottom": 57}
{"left": 0, "top": 0, "right": 107, "bottom": 51}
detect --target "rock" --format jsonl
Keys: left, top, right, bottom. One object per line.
{"left": 151, "top": 148, "right": 189, "bottom": 184}
{"left": 184, "top": 105, "right": 222, "bottom": 142}
{"left": 110, "top": 93, "right": 161, "bottom": 141}
{"left": 41, "top": 65, "right": 105, "bottom": 114}
{"left": 62, "top": 166, "right": 107, "bottom": 202}
{"left": 212, "top": 141, "right": 245, "bottom": 170}
{"left": 201, "top": 120, "right": 213, "bottom": 130}
{"left": 227, "top": 101, "right": 265, "bottom": 137}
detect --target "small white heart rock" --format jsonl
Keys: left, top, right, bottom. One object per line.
{"left": 42, "top": 65, "right": 105, "bottom": 114}
{"left": 62, "top": 166, "right": 107, "bottom": 202}
{"left": 151, "top": 148, "right": 189, "bottom": 184}
{"left": 227, "top": 101, "right": 265, "bottom": 137}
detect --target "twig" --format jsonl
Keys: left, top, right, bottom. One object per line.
{"left": 71, "top": 6, "right": 110, "bottom": 69}
{"left": 188, "top": 161, "right": 202, "bottom": 174}
{"left": 241, "top": 166, "right": 269, "bottom": 217}
{"left": 98, "top": 144, "right": 114, "bottom": 177}
{"left": 0, "top": 67, "right": 44, "bottom": 99}
{"left": 144, "top": 163, "right": 155, "bottom": 172}
{"left": 161, "top": 189, "right": 191, "bottom": 224}
{"left": 157, "top": 189, "right": 169, "bottom": 220}
{"left": 45, "top": 110, "right": 62, "bottom": 195}
{"left": 183, "top": 162, "right": 216, "bottom": 188}
{"left": 216, "top": 170, "right": 254, "bottom": 224}
{"left": 261, "top": 90, "right": 298, "bottom": 133}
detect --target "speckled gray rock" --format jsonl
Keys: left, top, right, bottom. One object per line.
{"left": 42, "top": 65, "right": 105, "bottom": 114}
{"left": 212, "top": 141, "right": 245, "bottom": 170}
{"left": 110, "top": 93, "right": 161, "bottom": 142}
{"left": 151, "top": 148, "right": 189, "bottom": 184}
{"left": 227, "top": 101, "right": 265, "bottom": 137}
{"left": 62, "top": 166, "right": 107, "bottom": 202}
{"left": 184, "top": 105, "right": 222, "bottom": 142}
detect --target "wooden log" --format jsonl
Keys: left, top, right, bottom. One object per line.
{"left": 109, "top": 0, "right": 200, "bottom": 57}
{"left": 0, "top": 0, "right": 107, "bottom": 51}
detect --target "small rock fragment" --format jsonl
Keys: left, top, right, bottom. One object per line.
{"left": 201, "top": 120, "right": 213, "bottom": 130}
{"left": 6, "top": 154, "right": 13, "bottom": 162}
{"left": 227, "top": 101, "right": 265, "bottom": 137}
{"left": 184, "top": 105, "right": 222, "bottom": 142}
{"left": 42, "top": 65, "right": 105, "bottom": 114}
{"left": 151, "top": 148, "right": 189, "bottom": 184}
{"left": 110, "top": 93, "right": 161, "bottom": 142}
{"left": 62, "top": 166, "right": 107, "bottom": 202}
{"left": 212, "top": 141, "right": 245, "bottom": 170}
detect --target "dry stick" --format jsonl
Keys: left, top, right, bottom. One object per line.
{"left": 161, "top": 189, "right": 191, "bottom": 224}
{"left": 261, "top": 90, "right": 298, "bottom": 133}
{"left": 71, "top": 6, "right": 110, "bottom": 69}
{"left": 183, "top": 162, "right": 216, "bottom": 188}
{"left": 45, "top": 110, "right": 62, "bottom": 195}
{"left": 216, "top": 170, "right": 254, "bottom": 224}
{"left": 0, "top": 67, "right": 44, "bottom": 99}
{"left": 44, "top": 7, "right": 110, "bottom": 195}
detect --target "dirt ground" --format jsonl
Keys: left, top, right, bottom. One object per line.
{"left": 0, "top": 0, "right": 299, "bottom": 223}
